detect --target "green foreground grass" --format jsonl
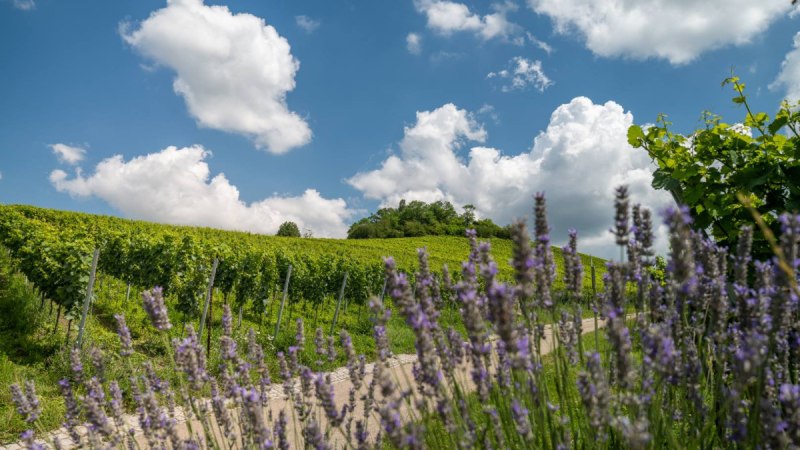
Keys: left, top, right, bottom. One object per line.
{"left": 0, "top": 240, "right": 605, "bottom": 443}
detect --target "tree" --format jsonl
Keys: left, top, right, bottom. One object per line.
{"left": 277, "top": 221, "right": 301, "bottom": 237}
{"left": 347, "top": 199, "right": 509, "bottom": 239}
{"left": 628, "top": 76, "right": 800, "bottom": 259}
{"left": 462, "top": 204, "right": 476, "bottom": 227}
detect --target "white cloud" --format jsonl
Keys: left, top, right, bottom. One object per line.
{"left": 295, "top": 15, "right": 320, "bottom": 33}
{"left": 407, "top": 32, "right": 423, "bottom": 55}
{"left": 12, "top": 0, "right": 35, "bottom": 10}
{"left": 414, "top": 0, "right": 522, "bottom": 42}
{"left": 771, "top": 32, "right": 800, "bottom": 103}
{"left": 347, "top": 100, "right": 673, "bottom": 258}
{"left": 121, "top": 0, "right": 311, "bottom": 154}
{"left": 488, "top": 57, "right": 552, "bottom": 92}
{"left": 526, "top": 32, "right": 553, "bottom": 54}
{"left": 50, "top": 146, "right": 352, "bottom": 237}
{"left": 528, "top": 0, "right": 793, "bottom": 64}
{"left": 51, "top": 143, "right": 87, "bottom": 165}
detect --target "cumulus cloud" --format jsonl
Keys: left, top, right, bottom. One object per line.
{"left": 295, "top": 15, "right": 320, "bottom": 33}
{"left": 771, "top": 32, "right": 800, "bottom": 103}
{"left": 121, "top": 0, "right": 311, "bottom": 154}
{"left": 528, "top": 0, "right": 793, "bottom": 64}
{"left": 11, "top": 0, "right": 35, "bottom": 10}
{"left": 51, "top": 143, "right": 87, "bottom": 165}
{"left": 407, "top": 32, "right": 423, "bottom": 55}
{"left": 488, "top": 57, "right": 552, "bottom": 92}
{"left": 414, "top": 0, "right": 522, "bottom": 42}
{"left": 50, "top": 146, "right": 352, "bottom": 237}
{"left": 347, "top": 100, "right": 673, "bottom": 258}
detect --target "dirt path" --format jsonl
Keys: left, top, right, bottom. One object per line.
{"left": 1, "top": 316, "right": 616, "bottom": 450}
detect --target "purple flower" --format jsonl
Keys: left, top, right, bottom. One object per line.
{"left": 509, "top": 220, "right": 535, "bottom": 309}
{"left": 303, "top": 420, "right": 330, "bottom": 450}
{"left": 107, "top": 381, "right": 125, "bottom": 428}
{"left": 242, "top": 386, "right": 273, "bottom": 449}
{"left": 315, "top": 373, "right": 343, "bottom": 426}
{"left": 20, "top": 429, "right": 45, "bottom": 450}
{"left": 612, "top": 185, "right": 630, "bottom": 248}
{"left": 58, "top": 379, "right": 81, "bottom": 444}
{"left": 221, "top": 303, "right": 232, "bottom": 337}
{"left": 83, "top": 376, "right": 114, "bottom": 438}
{"left": 173, "top": 324, "right": 207, "bottom": 390}
{"left": 295, "top": 317, "right": 305, "bottom": 348}
{"left": 90, "top": 346, "right": 105, "bottom": 382}
{"left": 577, "top": 352, "right": 612, "bottom": 439}
{"left": 247, "top": 327, "right": 264, "bottom": 362}
{"left": 511, "top": 399, "right": 532, "bottom": 440}
{"left": 70, "top": 347, "right": 83, "bottom": 381}
{"left": 533, "top": 192, "right": 556, "bottom": 308}
{"left": 10, "top": 381, "right": 40, "bottom": 423}
{"left": 562, "top": 229, "right": 583, "bottom": 300}
{"left": 274, "top": 409, "right": 289, "bottom": 450}
{"left": 558, "top": 311, "right": 579, "bottom": 365}
{"left": 355, "top": 420, "right": 369, "bottom": 450}
{"left": 663, "top": 206, "right": 697, "bottom": 296}
{"left": 326, "top": 335, "right": 337, "bottom": 364}
{"left": 142, "top": 286, "right": 171, "bottom": 331}
{"left": 219, "top": 335, "right": 238, "bottom": 364}
{"left": 114, "top": 314, "right": 133, "bottom": 357}
{"left": 632, "top": 204, "right": 655, "bottom": 263}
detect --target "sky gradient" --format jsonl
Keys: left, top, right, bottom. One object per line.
{"left": 1, "top": 0, "right": 799, "bottom": 257}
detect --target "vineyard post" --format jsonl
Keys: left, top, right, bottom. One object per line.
{"left": 53, "top": 304, "right": 61, "bottom": 334}
{"left": 343, "top": 287, "right": 349, "bottom": 314}
{"left": 274, "top": 264, "right": 292, "bottom": 338}
{"left": 331, "top": 271, "right": 348, "bottom": 336}
{"left": 76, "top": 248, "right": 100, "bottom": 349}
{"left": 66, "top": 320, "right": 72, "bottom": 347}
{"left": 370, "top": 275, "right": 387, "bottom": 323}
{"left": 125, "top": 283, "right": 131, "bottom": 304}
{"left": 198, "top": 258, "right": 219, "bottom": 342}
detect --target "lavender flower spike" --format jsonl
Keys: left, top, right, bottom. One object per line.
{"left": 222, "top": 303, "right": 232, "bottom": 336}
{"left": 142, "top": 286, "right": 171, "bottom": 331}
{"left": 295, "top": 317, "right": 305, "bottom": 348}
{"left": 10, "top": 381, "right": 40, "bottom": 423}
{"left": 612, "top": 185, "right": 630, "bottom": 248}
{"left": 114, "top": 314, "right": 134, "bottom": 357}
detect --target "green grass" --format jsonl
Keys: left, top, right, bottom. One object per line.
{"left": 0, "top": 201, "right": 608, "bottom": 444}
{"left": 0, "top": 248, "right": 473, "bottom": 442}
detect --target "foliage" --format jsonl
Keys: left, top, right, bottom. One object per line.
{"left": 276, "top": 221, "right": 301, "bottom": 237}
{"left": 0, "top": 249, "right": 45, "bottom": 337}
{"left": 347, "top": 199, "right": 511, "bottom": 239}
{"left": 0, "top": 204, "right": 603, "bottom": 325}
{"left": 7, "top": 190, "right": 800, "bottom": 449}
{"left": 628, "top": 76, "right": 800, "bottom": 259}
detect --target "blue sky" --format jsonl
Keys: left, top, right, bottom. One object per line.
{"left": 1, "top": 0, "right": 798, "bottom": 257}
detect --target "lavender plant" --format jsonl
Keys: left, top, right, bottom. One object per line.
{"left": 9, "top": 188, "right": 800, "bottom": 450}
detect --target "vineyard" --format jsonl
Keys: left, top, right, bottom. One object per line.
{"left": 0, "top": 203, "right": 606, "bottom": 442}
{"left": 0, "top": 204, "right": 603, "bottom": 331}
